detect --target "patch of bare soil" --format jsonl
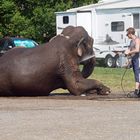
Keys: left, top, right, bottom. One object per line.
{"left": 40, "top": 92, "right": 140, "bottom": 101}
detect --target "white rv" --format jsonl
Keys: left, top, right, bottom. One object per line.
{"left": 56, "top": 0, "right": 140, "bottom": 67}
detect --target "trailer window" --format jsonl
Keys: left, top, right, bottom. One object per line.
{"left": 63, "top": 16, "right": 69, "bottom": 24}
{"left": 111, "top": 21, "right": 124, "bottom": 32}
{"left": 133, "top": 14, "right": 140, "bottom": 29}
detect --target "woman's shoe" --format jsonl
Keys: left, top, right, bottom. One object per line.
{"left": 127, "top": 90, "right": 140, "bottom": 98}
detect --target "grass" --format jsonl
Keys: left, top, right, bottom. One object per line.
{"left": 90, "top": 67, "right": 135, "bottom": 92}
{"left": 52, "top": 67, "right": 135, "bottom": 93}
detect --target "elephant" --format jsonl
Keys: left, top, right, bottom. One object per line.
{"left": 0, "top": 26, "right": 110, "bottom": 96}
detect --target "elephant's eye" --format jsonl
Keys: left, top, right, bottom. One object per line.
{"left": 83, "top": 42, "right": 87, "bottom": 49}
{"left": 83, "top": 45, "right": 88, "bottom": 53}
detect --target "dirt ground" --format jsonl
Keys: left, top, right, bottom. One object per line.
{"left": 0, "top": 93, "right": 140, "bottom": 140}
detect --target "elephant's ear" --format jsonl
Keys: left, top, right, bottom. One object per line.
{"left": 77, "top": 37, "right": 85, "bottom": 57}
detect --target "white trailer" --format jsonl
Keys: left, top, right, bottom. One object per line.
{"left": 55, "top": 0, "right": 140, "bottom": 67}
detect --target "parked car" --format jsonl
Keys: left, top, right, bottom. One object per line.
{"left": 0, "top": 37, "right": 38, "bottom": 55}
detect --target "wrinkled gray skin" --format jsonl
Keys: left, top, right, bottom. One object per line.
{"left": 0, "top": 26, "right": 110, "bottom": 96}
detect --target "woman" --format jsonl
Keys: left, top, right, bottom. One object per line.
{"left": 125, "top": 27, "right": 140, "bottom": 98}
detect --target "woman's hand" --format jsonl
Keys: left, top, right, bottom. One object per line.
{"left": 124, "top": 49, "right": 131, "bottom": 56}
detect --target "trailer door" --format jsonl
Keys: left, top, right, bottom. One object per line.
{"left": 56, "top": 13, "right": 76, "bottom": 35}
{"left": 76, "top": 11, "right": 92, "bottom": 36}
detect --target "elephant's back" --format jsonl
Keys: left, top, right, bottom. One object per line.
{"left": 0, "top": 44, "right": 60, "bottom": 81}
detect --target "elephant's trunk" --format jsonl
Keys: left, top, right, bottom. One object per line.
{"left": 81, "top": 57, "right": 96, "bottom": 78}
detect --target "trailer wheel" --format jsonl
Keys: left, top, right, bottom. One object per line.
{"left": 105, "top": 55, "right": 115, "bottom": 68}
{"left": 115, "top": 55, "right": 121, "bottom": 68}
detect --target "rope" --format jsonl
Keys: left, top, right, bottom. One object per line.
{"left": 120, "top": 59, "right": 134, "bottom": 95}
{"left": 120, "top": 68, "right": 128, "bottom": 94}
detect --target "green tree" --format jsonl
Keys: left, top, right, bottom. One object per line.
{"left": 73, "top": 0, "right": 99, "bottom": 7}
{"left": 0, "top": 0, "right": 16, "bottom": 35}
{"left": 10, "top": 12, "right": 35, "bottom": 38}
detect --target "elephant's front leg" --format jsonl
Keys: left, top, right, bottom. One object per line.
{"left": 68, "top": 78, "right": 110, "bottom": 95}
{"left": 62, "top": 70, "right": 110, "bottom": 96}
{"left": 60, "top": 57, "right": 110, "bottom": 96}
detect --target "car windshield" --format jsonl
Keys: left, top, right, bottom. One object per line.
{"left": 13, "top": 38, "right": 38, "bottom": 48}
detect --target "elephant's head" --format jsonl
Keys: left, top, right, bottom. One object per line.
{"left": 61, "top": 26, "right": 96, "bottom": 78}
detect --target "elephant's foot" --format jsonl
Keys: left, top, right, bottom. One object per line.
{"left": 97, "top": 85, "right": 110, "bottom": 95}
{"left": 85, "top": 86, "right": 110, "bottom": 95}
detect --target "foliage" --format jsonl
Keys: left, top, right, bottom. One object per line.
{"left": 0, "top": 0, "right": 98, "bottom": 42}
{"left": 73, "top": 0, "right": 99, "bottom": 7}
{"left": 91, "top": 67, "right": 134, "bottom": 92}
